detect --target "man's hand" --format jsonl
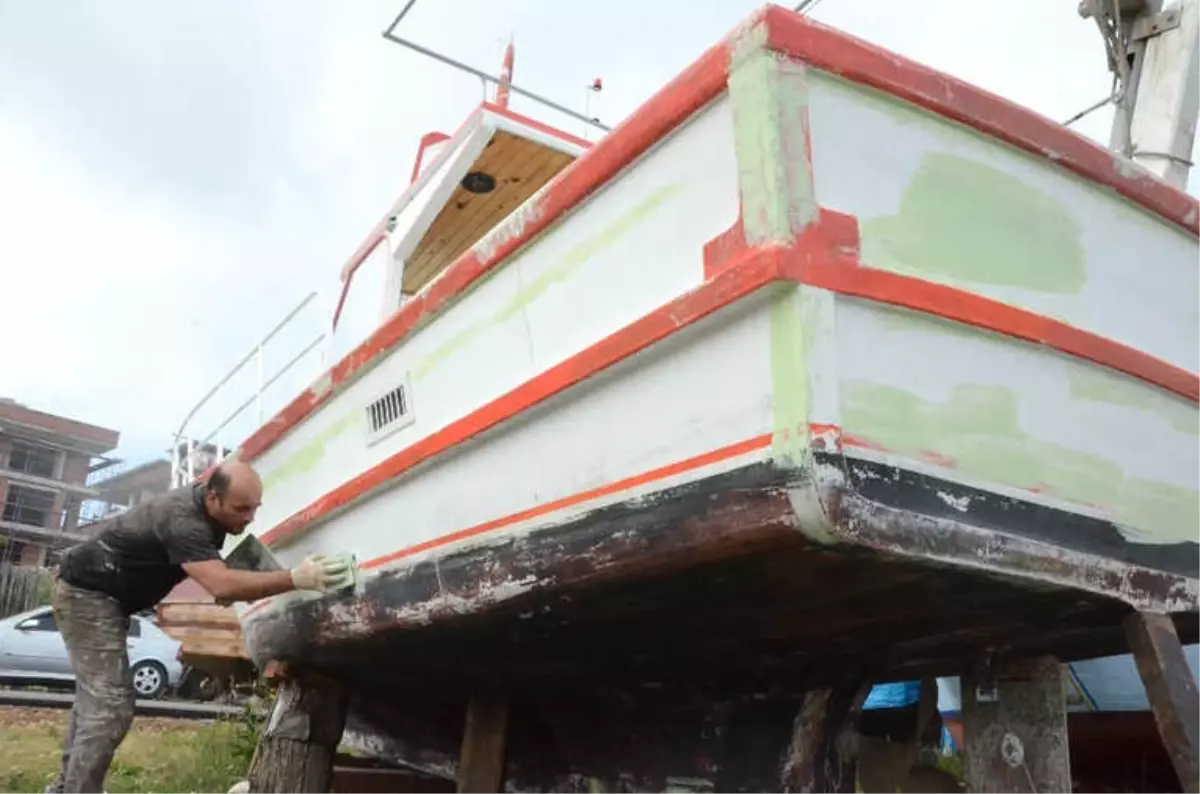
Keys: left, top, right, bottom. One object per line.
{"left": 289, "top": 555, "right": 351, "bottom": 592}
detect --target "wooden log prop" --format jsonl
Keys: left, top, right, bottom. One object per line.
{"left": 1125, "top": 611, "right": 1200, "bottom": 793}
{"left": 456, "top": 692, "right": 510, "bottom": 793}
{"left": 780, "top": 681, "right": 869, "bottom": 793}
{"left": 963, "top": 655, "right": 1071, "bottom": 793}
{"left": 246, "top": 669, "right": 350, "bottom": 793}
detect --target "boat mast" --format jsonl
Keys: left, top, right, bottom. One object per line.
{"left": 1079, "top": 0, "right": 1199, "bottom": 189}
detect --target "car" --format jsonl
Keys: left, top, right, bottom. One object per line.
{"left": 0, "top": 605, "right": 185, "bottom": 700}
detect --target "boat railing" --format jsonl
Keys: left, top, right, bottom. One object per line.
{"left": 169, "top": 291, "right": 334, "bottom": 488}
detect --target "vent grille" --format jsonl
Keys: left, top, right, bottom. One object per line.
{"left": 365, "top": 384, "right": 411, "bottom": 443}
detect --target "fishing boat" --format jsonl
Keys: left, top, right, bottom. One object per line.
{"left": 172, "top": 2, "right": 1199, "bottom": 790}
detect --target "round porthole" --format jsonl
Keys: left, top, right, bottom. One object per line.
{"left": 461, "top": 171, "right": 496, "bottom": 194}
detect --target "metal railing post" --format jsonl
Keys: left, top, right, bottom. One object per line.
{"left": 255, "top": 345, "right": 265, "bottom": 424}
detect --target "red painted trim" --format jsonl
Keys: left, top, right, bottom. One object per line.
{"left": 242, "top": 430, "right": 775, "bottom": 618}
{"left": 337, "top": 107, "right": 484, "bottom": 285}
{"left": 780, "top": 208, "right": 1200, "bottom": 402}
{"left": 257, "top": 247, "right": 785, "bottom": 547}
{"left": 331, "top": 232, "right": 385, "bottom": 329}
{"left": 409, "top": 131, "right": 450, "bottom": 185}
{"left": 481, "top": 102, "right": 593, "bottom": 151}
{"left": 702, "top": 211, "right": 748, "bottom": 280}
{"left": 799, "top": 254, "right": 1200, "bottom": 403}
{"left": 239, "top": 38, "right": 731, "bottom": 464}
{"left": 761, "top": 5, "right": 1199, "bottom": 236}
{"left": 362, "top": 433, "right": 773, "bottom": 571}
{"left": 334, "top": 106, "right": 589, "bottom": 331}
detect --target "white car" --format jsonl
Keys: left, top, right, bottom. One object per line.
{"left": 0, "top": 605, "right": 184, "bottom": 699}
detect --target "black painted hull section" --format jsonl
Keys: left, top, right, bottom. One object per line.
{"left": 240, "top": 452, "right": 1198, "bottom": 788}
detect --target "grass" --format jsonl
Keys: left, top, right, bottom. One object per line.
{"left": 0, "top": 705, "right": 259, "bottom": 793}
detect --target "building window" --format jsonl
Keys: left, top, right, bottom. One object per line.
{"left": 2, "top": 484, "right": 57, "bottom": 528}
{"left": 8, "top": 443, "right": 58, "bottom": 479}
{"left": 0, "top": 538, "right": 24, "bottom": 565}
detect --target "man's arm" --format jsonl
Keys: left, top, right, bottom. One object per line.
{"left": 182, "top": 556, "right": 348, "bottom": 604}
{"left": 181, "top": 560, "right": 297, "bottom": 603}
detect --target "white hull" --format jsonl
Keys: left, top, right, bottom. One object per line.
{"left": 230, "top": 28, "right": 1197, "bottom": 619}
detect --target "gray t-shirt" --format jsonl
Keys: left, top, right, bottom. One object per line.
{"left": 60, "top": 483, "right": 227, "bottom": 614}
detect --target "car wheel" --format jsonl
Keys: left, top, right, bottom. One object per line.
{"left": 131, "top": 661, "right": 168, "bottom": 700}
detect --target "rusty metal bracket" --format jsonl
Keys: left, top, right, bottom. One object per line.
{"left": 1132, "top": 7, "right": 1183, "bottom": 40}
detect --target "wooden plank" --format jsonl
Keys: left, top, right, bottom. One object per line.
{"left": 456, "top": 692, "right": 509, "bottom": 793}
{"left": 403, "top": 134, "right": 574, "bottom": 294}
{"left": 157, "top": 602, "right": 241, "bottom": 626}
{"left": 178, "top": 638, "right": 250, "bottom": 661}
{"left": 417, "top": 140, "right": 570, "bottom": 276}
{"left": 402, "top": 133, "right": 534, "bottom": 290}
{"left": 1124, "top": 611, "right": 1200, "bottom": 793}
{"left": 963, "top": 655, "right": 1071, "bottom": 793}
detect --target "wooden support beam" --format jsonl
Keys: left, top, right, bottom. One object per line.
{"left": 1125, "top": 611, "right": 1200, "bottom": 793}
{"left": 963, "top": 655, "right": 1070, "bottom": 793}
{"left": 780, "top": 681, "right": 868, "bottom": 793}
{"left": 456, "top": 692, "right": 509, "bottom": 793}
{"left": 246, "top": 671, "right": 350, "bottom": 793}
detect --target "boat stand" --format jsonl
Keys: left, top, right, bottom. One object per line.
{"left": 240, "top": 607, "right": 1197, "bottom": 793}
{"left": 1125, "top": 611, "right": 1200, "bottom": 792}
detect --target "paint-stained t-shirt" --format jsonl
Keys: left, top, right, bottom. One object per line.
{"left": 59, "top": 483, "right": 227, "bottom": 614}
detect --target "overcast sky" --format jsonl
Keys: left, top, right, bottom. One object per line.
{"left": 1, "top": 0, "right": 1196, "bottom": 468}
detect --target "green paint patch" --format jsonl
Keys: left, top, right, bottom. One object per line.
{"left": 841, "top": 381, "right": 1198, "bottom": 544}
{"left": 860, "top": 152, "right": 1086, "bottom": 295}
{"left": 1069, "top": 368, "right": 1198, "bottom": 436}
{"left": 728, "top": 49, "right": 816, "bottom": 245}
{"left": 770, "top": 287, "right": 809, "bottom": 464}
{"left": 261, "top": 409, "right": 363, "bottom": 492}
{"left": 412, "top": 182, "right": 682, "bottom": 380}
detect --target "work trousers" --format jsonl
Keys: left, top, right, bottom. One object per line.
{"left": 46, "top": 578, "right": 135, "bottom": 794}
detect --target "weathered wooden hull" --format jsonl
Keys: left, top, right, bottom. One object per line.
{"left": 221, "top": 2, "right": 1199, "bottom": 787}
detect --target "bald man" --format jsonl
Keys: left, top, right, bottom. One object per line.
{"left": 48, "top": 460, "right": 346, "bottom": 793}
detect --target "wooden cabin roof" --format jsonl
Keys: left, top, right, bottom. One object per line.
{"left": 402, "top": 130, "right": 576, "bottom": 296}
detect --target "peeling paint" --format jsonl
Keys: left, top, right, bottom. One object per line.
{"left": 310, "top": 370, "right": 334, "bottom": 399}
{"left": 935, "top": 490, "right": 971, "bottom": 512}
{"left": 861, "top": 152, "right": 1086, "bottom": 294}
{"left": 261, "top": 409, "right": 363, "bottom": 492}
{"left": 727, "top": 16, "right": 769, "bottom": 64}
{"left": 472, "top": 188, "right": 546, "bottom": 263}
{"left": 830, "top": 483, "right": 1198, "bottom": 613}
{"left": 769, "top": 287, "right": 809, "bottom": 465}
{"left": 412, "top": 182, "right": 682, "bottom": 380}
{"left": 728, "top": 47, "right": 816, "bottom": 246}
{"left": 841, "top": 380, "right": 1199, "bottom": 544}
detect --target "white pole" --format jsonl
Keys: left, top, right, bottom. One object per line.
{"left": 1126, "top": 0, "right": 1199, "bottom": 188}
{"left": 255, "top": 344, "right": 265, "bottom": 424}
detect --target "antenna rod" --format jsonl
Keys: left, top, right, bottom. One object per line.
{"left": 382, "top": 2, "right": 610, "bottom": 132}
{"left": 496, "top": 38, "right": 515, "bottom": 109}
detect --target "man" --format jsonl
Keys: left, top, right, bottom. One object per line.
{"left": 47, "top": 459, "right": 346, "bottom": 793}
